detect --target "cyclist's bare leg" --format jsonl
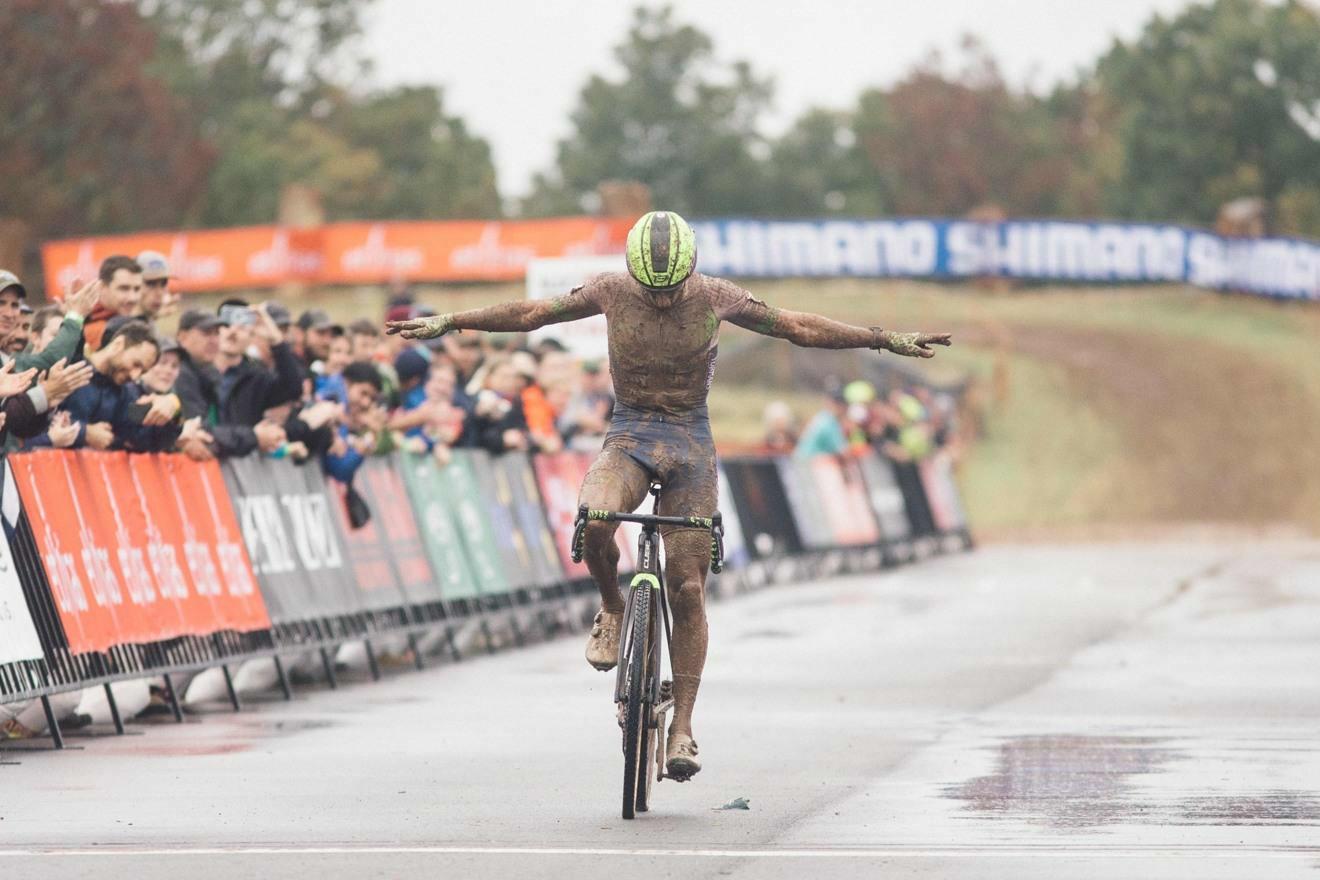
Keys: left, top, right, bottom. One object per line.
{"left": 658, "top": 528, "right": 710, "bottom": 740}
{"left": 578, "top": 447, "right": 651, "bottom": 614}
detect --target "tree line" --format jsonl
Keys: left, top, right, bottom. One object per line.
{"left": 4, "top": 0, "right": 1319, "bottom": 257}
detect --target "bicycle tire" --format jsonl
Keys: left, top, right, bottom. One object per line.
{"left": 620, "top": 586, "right": 650, "bottom": 820}
{"left": 635, "top": 600, "right": 657, "bottom": 814}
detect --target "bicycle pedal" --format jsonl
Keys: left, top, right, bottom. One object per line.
{"left": 659, "top": 679, "right": 673, "bottom": 700}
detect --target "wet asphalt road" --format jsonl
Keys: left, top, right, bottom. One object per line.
{"left": 2, "top": 540, "right": 1319, "bottom": 879}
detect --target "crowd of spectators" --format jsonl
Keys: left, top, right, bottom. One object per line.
{"left": 0, "top": 254, "right": 619, "bottom": 492}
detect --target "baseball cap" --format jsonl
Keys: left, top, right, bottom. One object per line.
{"left": 158, "top": 335, "right": 181, "bottom": 355}
{"left": 265, "top": 302, "right": 292, "bottom": 328}
{"left": 178, "top": 308, "right": 223, "bottom": 332}
{"left": 137, "top": 250, "right": 171, "bottom": 282}
{"left": 0, "top": 270, "right": 26, "bottom": 299}
{"left": 298, "top": 309, "right": 334, "bottom": 332}
{"left": 394, "top": 349, "right": 430, "bottom": 385}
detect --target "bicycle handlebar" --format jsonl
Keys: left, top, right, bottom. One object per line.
{"left": 570, "top": 506, "right": 725, "bottom": 573}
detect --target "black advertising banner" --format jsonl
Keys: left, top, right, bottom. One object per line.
{"left": 325, "top": 475, "right": 410, "bottom": 612}
{"left": 497, "top": 453, "right": 565, "bottom": 588}
{"left": 222, "top": 455, "right": 362, "bottom": 623}
{"left": 356, "top": 457, "right": 445, "bottom": 605}
{"left": 775, "top": 457, "right": 833, "bottom": 550}
{"left": 721, "top": 458, "right": 802, "bottom": 559}
{"left": 467, "top": 450, "right": 537, "bottom": 590}
{"left": 856, "top": 451, "right": 911, "bottom": 542}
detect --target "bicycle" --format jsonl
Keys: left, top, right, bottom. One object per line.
{"left": 572, "top": 484, "right": 724, "bottom": 819}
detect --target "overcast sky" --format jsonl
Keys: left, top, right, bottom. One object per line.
{"left": 363, "top": 0, "right": 1194, "bottom": 200}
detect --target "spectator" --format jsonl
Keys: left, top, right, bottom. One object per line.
{"left": 794, "top": 389, "right": 849, "bottom": 458}
{"left": 0, "top": 356, "right": 91, "bottom": 448}
{"left": 135, "top": 250, "right": 179, "bottom": 324}
{"left": 174, "top": 308, "right": 246, "bottom": 459}
{"left": 466, "top": 354, "right": 532, "bottom": 454}
{"left": 84, "top": 255, "right": 143, "bottom": 351}
{"left": 38, "top": 321, "right": 176, "bottom": 451}
{"left": 558, "top": 359, "right": 614, "bottom": 452}
{"left": 141, "top": 338, "right": 182, "bottom": 394}
{"left": 762, "top": 401, "right": 798, "bottom": 454}
{"left": 297, "top": 309, "right": 337, "bottom": 370}
{"left": 323, "top": 360, "right": 388, "bottom": 484}
{"left": 29, "top": 305, "right": 65, "bottom": 355}
{"left": 517, "top": 351, "right": 562, "bottom": 453}
{"left": 4, "top": 304, "right": 32, "bottom": 354}
{"left": 444, "top": 330, "right": 484, "bottom": 411}
{"left": 348, "top": 318, "right": 383, "bottom": 362}
{"left": 0, "top": 271, "right": 97, "bottom": 371}
{"left": 211, "top": 301, "right": 301, "bottom": 455}
{"left": 313, "top": 329, "right": 354, "bottom": 404}
{"left": 402, "top": 361, "right": 465, "bottom": 461}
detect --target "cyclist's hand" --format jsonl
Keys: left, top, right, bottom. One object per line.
{"left": 385, "top": 314, "right": 455, "bottom": 340}
{"left": 874, "top": 330, "right": 952, "bottom": 359}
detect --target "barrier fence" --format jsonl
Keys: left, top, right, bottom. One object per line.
{"left": 0, "top": 446, "right": 971, "bottom": 746}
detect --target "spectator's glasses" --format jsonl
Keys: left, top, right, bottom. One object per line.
{"left": 145, "top": 278, "right": 169, "bottom": 288}
{"left": 219, "top": 304, "right": 256, "bottom": 326}
{"left": 456, "top": 338, "right": 481, "bottom": 349}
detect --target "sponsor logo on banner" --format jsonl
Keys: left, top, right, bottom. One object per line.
{"left": 692, "top": 219, "right": 1320, "bottom": 299}
{"left": 9, "top": 451, "right": 269, "bottom": 654}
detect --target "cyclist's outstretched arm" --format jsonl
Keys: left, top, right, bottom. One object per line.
{"left": 385, "top": 287, "right": 601, "bottom": 339}
{"left": 727, "top": 298, "right": 951, "bottom": 358}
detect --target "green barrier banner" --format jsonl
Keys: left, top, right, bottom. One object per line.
{"left": 396, "top": 452, "right": 481, "bottom": 602}
{"left": 443, "top": 451, "right": 510, "bottom": 596}
{"left": 466, "top": 450, "right": 537, "bottom": 590}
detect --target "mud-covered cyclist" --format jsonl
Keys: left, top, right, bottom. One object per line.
{"left": 386, "top": 211, "right": 951, "bottom": 781}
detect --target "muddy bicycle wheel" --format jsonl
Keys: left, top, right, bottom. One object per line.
{"left": 621, "top": 586, "right": 650, "bottom": 820}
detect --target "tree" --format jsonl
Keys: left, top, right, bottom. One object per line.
{"left": 525, "top": 6, "right": 773, "bottom": 216}
{"left": 1095, "top": 0, "right": 1320, "bottom": 233}
{"left": 850, "top": 39, "right": 1081, "bottom": 217}
{"left": 0, "top": 0, "right": 213, "bottom": 243}
{"left": 761, "top": 109, "right": 884, "bottom": 216}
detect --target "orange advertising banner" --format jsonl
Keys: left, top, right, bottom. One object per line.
{"left": 41, "top": 217, "right": 631, "bottom": 293}
{"left": 9, "top": 450, "right": 269, "bottom": 654}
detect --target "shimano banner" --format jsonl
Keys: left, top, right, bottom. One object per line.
{"left": 692, "top": 219, "right": 1320, "bottom": 300}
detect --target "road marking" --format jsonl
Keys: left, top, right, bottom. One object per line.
{"left": 1, "top": 846, "right": 1317, "bottom": 860}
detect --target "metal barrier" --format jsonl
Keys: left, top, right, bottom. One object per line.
{"left": 0, "top": 447, "right": 971, "bottom": 751}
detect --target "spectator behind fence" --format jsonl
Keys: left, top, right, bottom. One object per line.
{"left": 794, "top": 388, "right": 849, "bottom": 458}
{"left": 0, "top": 272, "right": 98, "bottom": 372}
{"left": 35, "top": 321, "right": 177, "bottom": 451}
{"left": 444, "top": 330, "right": 484, "bottom": 412}
{"left": 323, "top": 360, "right": 388, "bottom": 484}
{"left": 399, "top": 360, "right": 465, "bottom": 461}
{"left": 135, "top": 250, "right": 179, "bottom": 325}
{"left": 83, "top": 256, "right": 143, "bottom": 351}
{"left": 297, "top": 309, "right": 337, "bottom": 372}
{"left": 465, "top": 354, "right": 533, "bottom": 455}
{"left": 29, "top": 305, "right": 65, "bottom": 355}
{"left": 214, "top": 300, "right": 302, "bottom": 455}
{"left": 313, "top": 328, "right": 354, "bottom": 405}
{"left": 4, "top": 304, "right": 33, "bottom": 355}
{"left": 762, "top": 400, "right": 798, "bottom": 454}
{"left": 174, "top": 308, "right": 247, "bottom": 460}
{"left": 557, "top": 358, "right": 614, "bottom": 453}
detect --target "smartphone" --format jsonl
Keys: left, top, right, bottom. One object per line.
{"left": 219, "top": 304, "right": 256, "bottom": 327}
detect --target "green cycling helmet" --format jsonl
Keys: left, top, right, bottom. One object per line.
{"left": 625, "top": 211, "right": 698, "bottom": 291}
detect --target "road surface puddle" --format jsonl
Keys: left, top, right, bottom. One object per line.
{"left": 946, "top": 734, "right": 1175, "bottom": 828}
{"left": 945, "top": 734, "right": 1320, "bottom": 829}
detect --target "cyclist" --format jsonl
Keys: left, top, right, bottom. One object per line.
{"left": 387, "top": 211, "right": 950, "bottom": 781}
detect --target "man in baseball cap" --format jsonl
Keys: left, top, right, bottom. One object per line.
{"left": 0, "top": 270, "right": 27, "bottom": 338}
{"left": 136, "top": 250, "right": 178, "bottom": 324}
{"left": 297, "top": 309, "right": 337, "bottom": 367}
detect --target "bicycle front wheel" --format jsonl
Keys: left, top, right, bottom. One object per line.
{"left": 620, "top": 586, "right": 651, "bottom": 820}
